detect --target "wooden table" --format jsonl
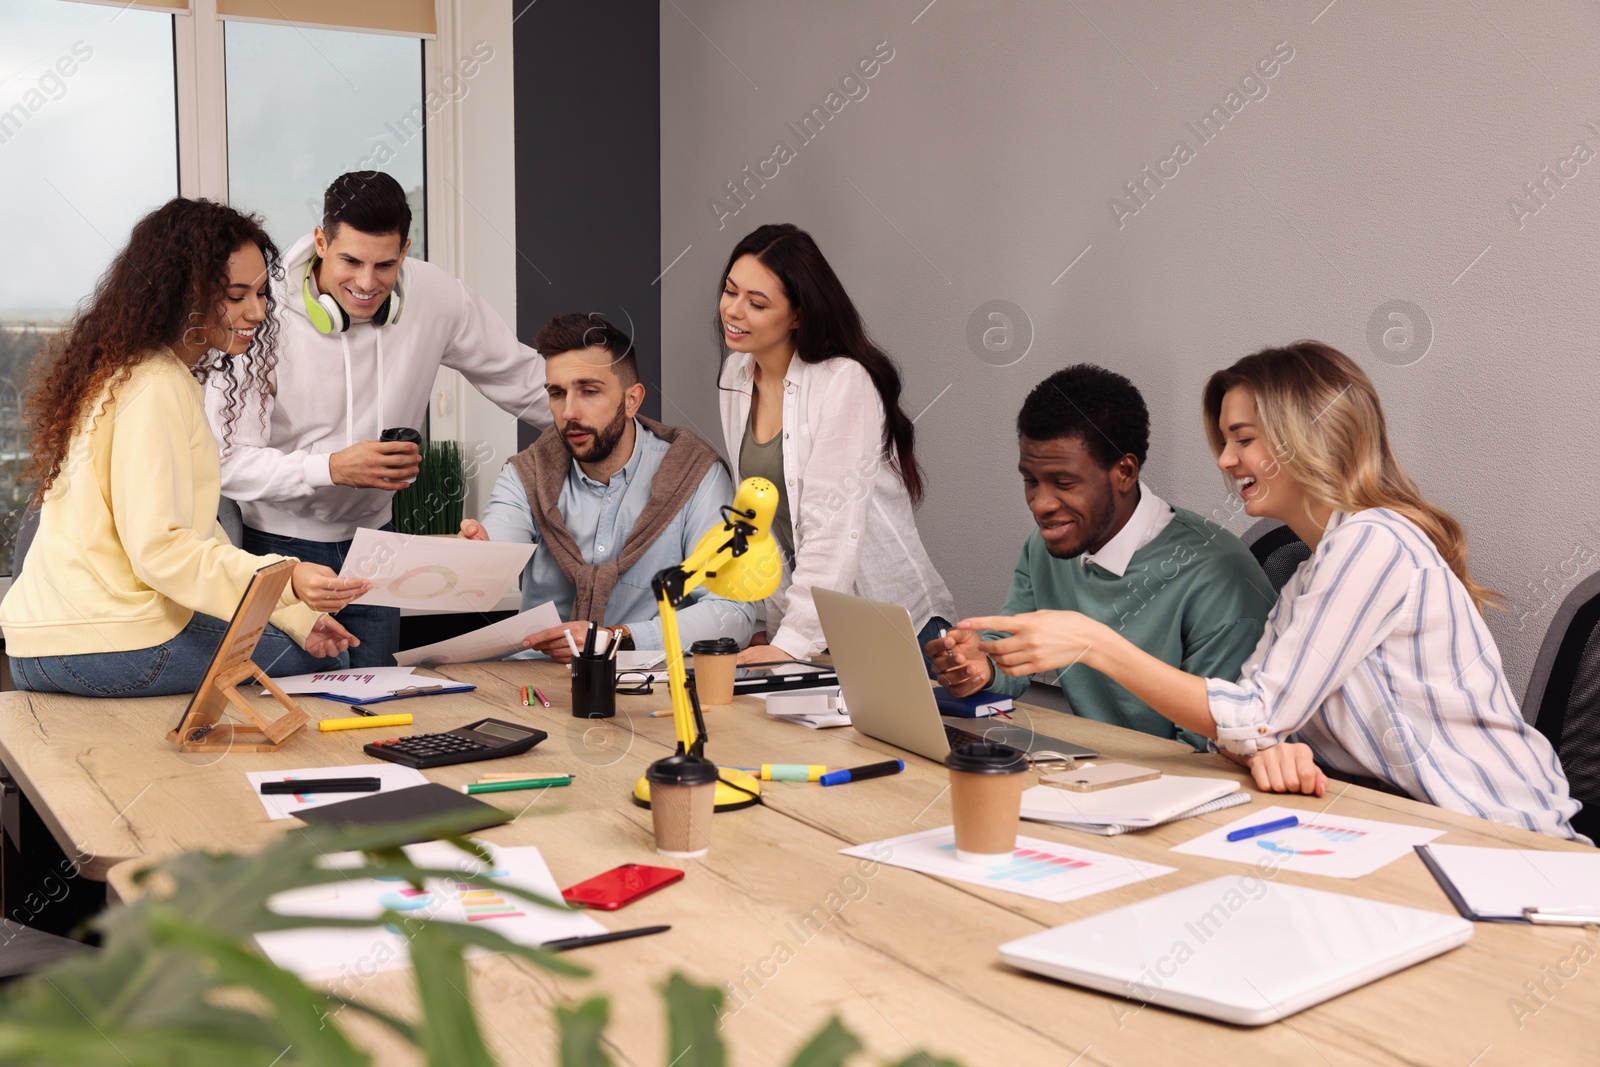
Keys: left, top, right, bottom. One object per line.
{"left": 2, "top": 662, "right": 1595, "bottom": 1066}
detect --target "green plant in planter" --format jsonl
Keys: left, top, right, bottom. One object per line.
{"left": 393, "top": 440, "right": 465, "bottom": 536}
{"left": 0, "top": 813, "right": 960, "bottom": 1067}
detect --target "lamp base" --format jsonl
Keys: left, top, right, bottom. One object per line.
{"left": 632, "top": 766, "right": 761, "bottom": 813}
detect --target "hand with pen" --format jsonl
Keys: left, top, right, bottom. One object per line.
{"left": 519, "top": 622, "right": 598, "bottom": 665}
{"left": 924, "top": 628, "right": 993, "bottom": 698}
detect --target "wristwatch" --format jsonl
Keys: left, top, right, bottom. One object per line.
{"left": 609, "top": 624, "right": 636, "bottom": 652}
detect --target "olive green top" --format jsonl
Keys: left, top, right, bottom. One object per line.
{"left": 738, "top": 415, "right": 795, "bottom": 558}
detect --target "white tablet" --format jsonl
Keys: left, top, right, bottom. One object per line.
{"left": 999, "top": 876, "right": 1471, "bottom": 1025}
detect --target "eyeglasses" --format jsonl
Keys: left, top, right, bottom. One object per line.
{"left": 615, "top": 671, "right": 656, "bottom": 696}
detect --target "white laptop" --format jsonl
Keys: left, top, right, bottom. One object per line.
{"left": 999, "top": 876, "right": 1471, "bottom": 1025}
{"left": 812, "top": 588, "right": 1097, "bottom": 764}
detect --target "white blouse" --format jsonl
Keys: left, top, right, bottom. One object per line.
{"left": 718, "top": 352, "right": 956, "bottom": 659}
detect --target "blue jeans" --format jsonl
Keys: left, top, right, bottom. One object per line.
{"left": 243, "top": 525, "right": 400, "bottom": 668}
{"left": 10, "top": 611, "right": 346, "bottom": 698}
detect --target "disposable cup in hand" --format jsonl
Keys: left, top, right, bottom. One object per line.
{"left": 945, "top": 742, "right": 1029, "bottom": 865}
{"left": 646, "top": 754, "right": 719, "bottom": 858}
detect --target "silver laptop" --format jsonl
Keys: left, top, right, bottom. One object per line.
{"left": 813, "top": 588, "right": 1097, "bottom": 764}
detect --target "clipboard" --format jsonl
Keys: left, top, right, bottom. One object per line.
{"left": 1416, "top": 843, "right": 1600, "bottom": 924}
{"left": 318, "top": 683, "right": 477, "bottom": 707}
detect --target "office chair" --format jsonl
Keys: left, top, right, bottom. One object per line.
{"left": 1243, "top": 520, "right": 1311, "bottom": 593}
{"left": 1522, "top": 570, "right": 1600, "bottom": 846}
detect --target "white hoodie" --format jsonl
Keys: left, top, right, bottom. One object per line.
{"left": 206, "top": 233, "right": 552, "bottom": 542}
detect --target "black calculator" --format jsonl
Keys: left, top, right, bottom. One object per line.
{"left": 363, "top": 717, "right": 548, "bottom": 769}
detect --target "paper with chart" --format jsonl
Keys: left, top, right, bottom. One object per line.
{"left": 254, "top": 841, "right": 606, "bottom": 981}
{"left": 1171, "top": 805, "right": 1445, "bottom": 879}
{"left": 264, "top": 666, "right": 428, "bottom": 699}
{"left": 339, "top": 528, "right": 535, "bottom": 611}
{"left": 247, "top": 764, "right": 430, "bottom": 821}
{"left": 841, "top": 827, "right": 1175, "bottom": 903}
{"left": 395, "top": 601, "right": 563, "bottom": 666}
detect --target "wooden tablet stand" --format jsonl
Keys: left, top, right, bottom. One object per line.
{"left": 167, "top": 560, "right": 310, "bottom": 753}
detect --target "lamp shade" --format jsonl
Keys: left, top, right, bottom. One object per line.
{"left": 700, "top": 477, "right": 782, "bottom": 603}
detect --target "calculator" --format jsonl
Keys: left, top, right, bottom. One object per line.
{"left": 363, "top": 718, "right": 549, "bottom": 769}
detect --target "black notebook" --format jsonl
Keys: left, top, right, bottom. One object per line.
{"left": 294, "top": 783, "right": 511, "bottom": 842}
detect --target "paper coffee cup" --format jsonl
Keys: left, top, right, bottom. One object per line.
{"left": 645, "top": 754, "right": 719, "bottom": 858}
{"left": 690, "top": 637, "right": 739, "bottom": 705}
{"left": 945, "top": 742, "right": 1029, "bottom": 865}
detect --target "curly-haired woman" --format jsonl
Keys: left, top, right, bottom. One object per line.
{"left": 1, "top": 198, "right": 370, "bottom": 697}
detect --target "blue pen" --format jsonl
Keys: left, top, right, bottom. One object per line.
{"left": 819, "top": 759, "right": 904, "bottom": 786}
{"left": 1226, "top": 815, "right": 1299, "bottom": 842}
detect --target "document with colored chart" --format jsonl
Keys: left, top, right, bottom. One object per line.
{"left": 339, "top": 527, "right": 535, "bottom": 611}
{"left": 841, "top": 827, "right": 1175, "bottom": 904}
{"left": 254, "top": 841, "right": 605, "bottom": 981}
{"left": 1171, "top": 805, "right": 1445, "bottom": 879}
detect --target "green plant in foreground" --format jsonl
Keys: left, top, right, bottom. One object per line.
{"left": 0, "top": 812, "right": 960, "bottom": 1067}
{"left": 393, "top": 439, "right": 465, "bottom": 536}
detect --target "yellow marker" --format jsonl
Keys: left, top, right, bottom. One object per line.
{"left": 319, "top": 713, "right": 413, "bottom": 732}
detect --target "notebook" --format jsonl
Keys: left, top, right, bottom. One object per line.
{"left": 1417, "top": 843, "right": 1600, "bottom": 923}
{"left": 295, "top": 783, "right": 511, "bottom": 842}
{"left": 1019, "top": 775, "right": 1241, "bottom": 828}
{"left": 1000, "top": 876, "right": 1472, "bottom": 1025}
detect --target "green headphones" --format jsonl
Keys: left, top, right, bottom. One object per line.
{"left": 302, "top": 256, "right": 406, "bottom": 334}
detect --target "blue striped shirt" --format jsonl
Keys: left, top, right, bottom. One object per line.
{"left": 1208, "top": 509, "right": 1584, "bottom": 842}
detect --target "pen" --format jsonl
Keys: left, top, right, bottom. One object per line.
{"left": 819, "top": 759, "right": 905, "bottom": 786}
{"left": 759, "top": 764, "right": 829, "bottom": 782}
{"left": 260, "top": 777, "right": 381, "bottom": 795}
{"left": 648, "top": 707, "right": 718, "bottom": 718}
{"left": 521, "top": 685, "right": 530, "bottom": 707}
{"left": 1523, "top": 906, "right": 1600, "bottom": 926}
{"left": 564, "top": 628, "right": 582, "bottom": 660}
{"left": 461, "top": 776, "right": 573, "bottom": 794}
{"left": 532, "top": 687, "right": 551, "bottom": 708}
{"left": 1226, "top": 815, "right": 1300, "bottom": 842}
{"left": 542, "top": 924, "right": 670, "bottom": 952}
{"left": 581, "top": 622, "right": 597, "bottom": 658}
{"left": 319, "top": 713, "right": 414, "bottom": 732}
{"left": 478, "top": 771, "right": 572, "bottom": 782}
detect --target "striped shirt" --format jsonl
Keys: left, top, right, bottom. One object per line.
{"left": 1208, "top": 509, "right": 1584, "bottom": 842}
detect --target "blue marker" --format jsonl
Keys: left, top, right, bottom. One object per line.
{"left": 1226, "top": 815, "right": 1300, "bottom": 842}
{"left": 819, "top": 759, "right": 905, "bottom": 786}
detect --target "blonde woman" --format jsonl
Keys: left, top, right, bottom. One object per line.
{"left": 963, "top": 341, "right": 1583, "bottom": 841}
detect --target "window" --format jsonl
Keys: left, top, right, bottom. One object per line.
{"left": 0, "top": 0, "right": 179, "bottom": 573}
{"left": 224, "top": 21, "right": 427, "bottom": 259}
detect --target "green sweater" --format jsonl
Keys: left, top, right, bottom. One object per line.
{"left": 985, "top": 508, "right": 1276, "bottom": 749}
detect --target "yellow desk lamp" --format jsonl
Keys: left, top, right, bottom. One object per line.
{"left": 632, "top": 477, "right": 782, "bottom": 813}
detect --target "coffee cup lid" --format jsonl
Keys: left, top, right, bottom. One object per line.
{"left": 944, "top": 742, "right": 1029, "bottom": 774}
{"left": 689, "top": 637, "right": 740, "bottom": 656}
{"left": 645, "top": 753, "right": 721, "bottom": 786}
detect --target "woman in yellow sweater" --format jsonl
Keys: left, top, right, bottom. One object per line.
{"left": 1, "top": 198, "right": 370, "bottom": 697}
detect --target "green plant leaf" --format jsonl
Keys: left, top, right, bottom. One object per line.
{"left": 785, "top": 1017, "right": 863, "bottom": 1067}
{"left": 407, "top": 920, "right": 498, "bottom": 1067}
{"left": 556, "top": 997, "right": 613, "bottom": 1067}
{"left": 662, "top": 973, "right": 726, "bottom": 1067}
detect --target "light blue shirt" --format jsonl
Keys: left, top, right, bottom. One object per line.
{"left": 481, "top": 421, "right": 756, "bottom": 653}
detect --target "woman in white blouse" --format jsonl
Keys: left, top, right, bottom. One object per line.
{"left": 964, "top": 341, "right": 1583, "bottom": 841}
{"left": 716, "top": 224, "right": 955, "bottom": 666}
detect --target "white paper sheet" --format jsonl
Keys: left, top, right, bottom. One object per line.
{"left": 265, "top": 666, "right": 425, "bottom": 699}
{"left": 1418, "top": 843, "right": 1600, "bottom": 920}
{"left": 841, "top": 826, "right": 1175, "bottom": 903}
{"left": 255, "top": 841, "right": 606, "bottom": 981}
{"left": 339, "top": 528, "right": 535, "bottom": 611}
{"left": 1170, "top": 805, "right": 1445, "bottom": 879}
{"left": 394, "top": 601, "right": 563, "bottom": 666}
{"left": 247, "top": 764, "right": 430, "bottom": 821}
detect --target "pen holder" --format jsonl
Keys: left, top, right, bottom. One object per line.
{"left": 571, "top": 655, "right": 616, "bottom": 719}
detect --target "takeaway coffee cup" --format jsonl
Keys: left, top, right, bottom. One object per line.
{"left": 945, "top": 742, "right": 1030, "bottom": 865}
{"left": 645, "top": 754, "right": 720, "bottom": 858}
{"left": 689, "top": 637, "right": 739, "bottom": 705}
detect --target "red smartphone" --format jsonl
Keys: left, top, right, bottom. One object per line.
{"left": 561, "top": 864, "right": 684, "bottom": 910}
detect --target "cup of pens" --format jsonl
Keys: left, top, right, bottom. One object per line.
{"left": 570, "top": 624, "right": 616, "bottom": 719}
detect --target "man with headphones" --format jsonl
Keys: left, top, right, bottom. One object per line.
{"left": 205, "top": 171, "right": 552, "bottom": 666}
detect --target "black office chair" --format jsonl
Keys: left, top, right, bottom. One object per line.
{"left": 1523, "top": 571, "right": 1600, "bottom": 846}
{"left": 1244, "top": 520, "right": 1311, "bottom": 593}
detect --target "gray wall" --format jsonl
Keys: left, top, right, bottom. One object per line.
{"left": 659, "top": 0, "right": 1600, "bottom": 699}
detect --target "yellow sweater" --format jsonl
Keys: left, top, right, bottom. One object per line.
{"left": 0, "top": 351, "right": 319, "bottom": 656}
